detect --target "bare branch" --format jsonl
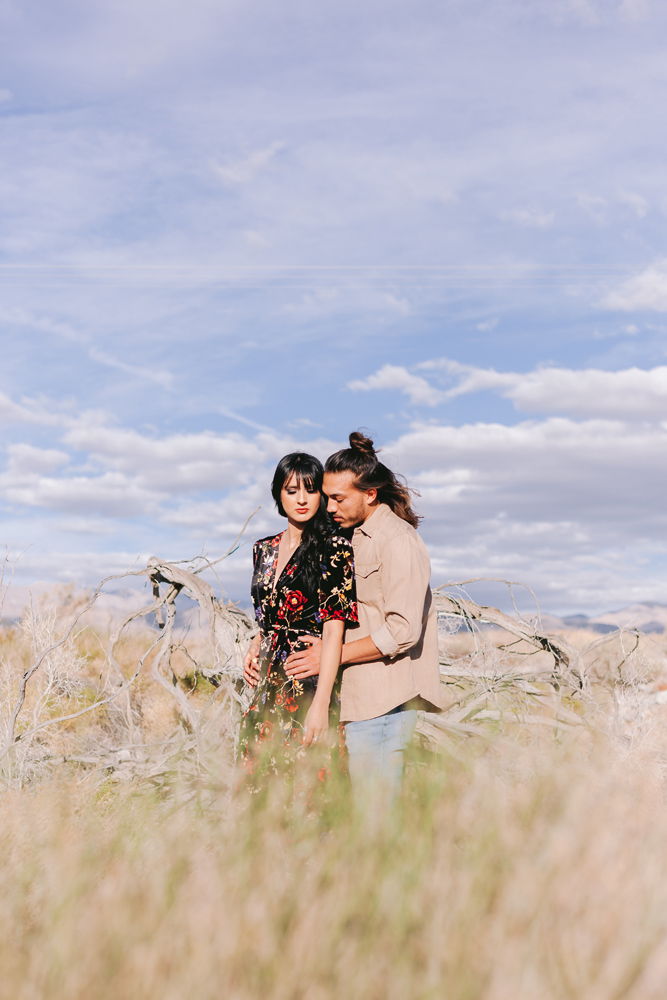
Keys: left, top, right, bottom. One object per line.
{"left": 0, "top": 630, "right": 166, "bottom": 761}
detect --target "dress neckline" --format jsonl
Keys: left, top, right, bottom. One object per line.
{"left": 271, "top": 530, "right": 300, "bottom": 596}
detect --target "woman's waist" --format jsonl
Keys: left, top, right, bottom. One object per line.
{"left": 265, "top": 621, "right": 322, "bottom": 642}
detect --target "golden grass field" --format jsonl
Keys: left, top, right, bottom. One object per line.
{"left": 2, "top": 581, "right": 667, "bottom": 999}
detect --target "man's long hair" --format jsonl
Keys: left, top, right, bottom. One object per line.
{"left": 324, "top": 431, "right": 421, "bottom": 529}
{"left": 271, "top": 452, "right": 331, "bottom": 594}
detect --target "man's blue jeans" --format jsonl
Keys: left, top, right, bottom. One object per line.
{"left": 344, "top": 705, "right": 417, "bottom": 803}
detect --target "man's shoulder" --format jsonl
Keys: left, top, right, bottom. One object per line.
{"left": 370, "top": 508, "right": 430, "bottom": 564}
{"left": 374, "top": 505, "right": 418, "bottom": 541}
{"left": 368, "top": 508, "right": 431, "bottom": 585}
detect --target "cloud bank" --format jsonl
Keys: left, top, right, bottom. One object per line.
{"left": 351, "top": 360, "right": 667, "bottom": 419}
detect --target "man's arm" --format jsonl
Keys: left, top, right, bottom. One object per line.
{"left": 283, "top": 633, "right": 382, "bottom": 680}
{"left": 366, "top": 532, "right": 430, "bottom": 657}
{"left": 340, "top": 635, "right": 382, "bottom": 665}
{"left": 285, "top": 532, "right": 430, "bottom": 679}
{"left": 282, "top": 636, "right": 322, "bottom": 679}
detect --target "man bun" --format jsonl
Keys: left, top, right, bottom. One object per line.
{"left": 325, "top": 430, "right": 421, "bottom": 529}
{"left": 349, "top": 431, "right": 376, "bottom": 455}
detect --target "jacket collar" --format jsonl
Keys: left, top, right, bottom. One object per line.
{"left": 353, "top": 502, "right": 390, "bottom": 539}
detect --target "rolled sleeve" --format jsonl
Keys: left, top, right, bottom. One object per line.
{"left": 370, "top": 623, "right": 400, "bottom": 658}
{"left": 375, "top": 533, "right": 430, "bottom": 657}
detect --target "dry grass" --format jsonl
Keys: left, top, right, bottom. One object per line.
{"left": 1, "top": 742, "right": 667, "bottom": 999}
{"left": 3, "top": 574, "right": 667, "bottom": 997}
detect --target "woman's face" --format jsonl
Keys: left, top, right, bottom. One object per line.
{"left": 281, "top": 473, "right": 321, "bottom": 524}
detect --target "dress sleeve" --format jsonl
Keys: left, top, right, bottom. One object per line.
{"left": 250, "top": 540, "right": 264, "bottom": 628}
{"left": 318, "top": 536, "right": 358, "bottom": 625}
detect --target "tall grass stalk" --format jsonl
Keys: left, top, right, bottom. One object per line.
{"left": 1, "top": 742, "right": 667, "bottom": 1000}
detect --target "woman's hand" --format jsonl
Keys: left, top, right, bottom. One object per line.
{"left": 302, "top": 695, "right": 330, "bottom": 748}
{"left": 243, "top": 635, "right": 261, "bottom": 687}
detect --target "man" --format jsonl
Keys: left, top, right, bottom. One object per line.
{"left": 285, "top": 431, "right": 442, "bottom": 799}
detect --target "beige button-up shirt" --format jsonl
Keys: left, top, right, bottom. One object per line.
{"left": 340, "top": 503, "right": 443, "bottom": 723}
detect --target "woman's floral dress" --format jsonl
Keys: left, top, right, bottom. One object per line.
{"left": 240, "top": 532, "right": 358, "bottom": 778}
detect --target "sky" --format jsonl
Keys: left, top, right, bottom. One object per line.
{"left": 1, "top": 0, "right": 667, "bottom": 615}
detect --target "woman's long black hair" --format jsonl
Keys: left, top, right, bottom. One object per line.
{"left": 271, "top": 452, "right": 332, "bottom": 595}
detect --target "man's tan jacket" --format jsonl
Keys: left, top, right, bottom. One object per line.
{"left": 340, "top": 502, "right": 443, "bottom": 723}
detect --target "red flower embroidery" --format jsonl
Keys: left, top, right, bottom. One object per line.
{"left": 284, "top": 590, "right": 307, "bottom": 616}
{"left": 284, "top": 696, "right": 298, "bottom": 712}
{"left": 258, "top": 721, "right": 273, "bottom": 742}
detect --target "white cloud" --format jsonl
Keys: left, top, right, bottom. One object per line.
{"left": 601, "top": 259, "right": 667, "bottom": 311}
{"left": 391, "top": 416, "right": 667, "bottom": 544}
{"left": 163, "top": 482, "right": 276, "bottom": 538}
{"left": 0, "top": 396, "right": 341, "bottom": 528}
{"left": 415, "top": 358, "right": 667, "bottom": 418}
{"left": 350, "top": 358, "right": 667, "bottom": 418}
{"left": 62, "top": 420, "right": 270, "bottom": 492}
{"left": 0, "top": 392, "right": 62, "bottom": 426}
{"left": 500, "top": 208, "right": 555, "bottom": 228}
{"left": 476, "top": 318, "right": 498, "bottom": 332}
{"left": 493, "top": 365, "right": 667, "bottom": 417}
{"left": 348, "top": 364, "right": 444, "bottom": 406}
{"left": 6, "top": 444, "right": 69, "bottom": 475}
{"left": 3, "top": 379, "right": 667, "bottom": 611}
{"left": 0, "top": 89, "right": 12, "bottom": 103}
{"left": 373, "top": 415, "right": 667, "bottom": 611}
{"left": 213, "top": 142, "right": 285, "bottom": 186}
{"left": 0, "top": 470, "right": 163, "bottom": 517}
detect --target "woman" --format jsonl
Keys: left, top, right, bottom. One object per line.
{"left": 240, "top": 452, "right": 357, "bottom": 776}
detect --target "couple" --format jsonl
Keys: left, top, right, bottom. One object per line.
{"left": 241, "top": 431, "right": 442, "bottom": 797}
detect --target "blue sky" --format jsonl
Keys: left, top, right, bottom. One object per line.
{"left": 2, "top": 0, "right": 667, "bottom": 613}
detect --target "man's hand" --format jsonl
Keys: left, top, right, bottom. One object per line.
{"left": 243, "top": 635, "right": 261, "bottom": 688}
{"left": 284, "top": 636, "right": 322, "bottom": 679}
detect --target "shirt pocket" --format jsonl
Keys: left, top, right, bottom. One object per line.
{"left": 354, "top": 562, "right": 382, "bottom": 606}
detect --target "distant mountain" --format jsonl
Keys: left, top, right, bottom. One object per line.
{"left": 550, "top": 603, "right": 667, "bottom": 635}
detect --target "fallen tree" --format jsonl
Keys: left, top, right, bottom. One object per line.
{"left": 0, "top": 547, "right": 662, "bottom": 787}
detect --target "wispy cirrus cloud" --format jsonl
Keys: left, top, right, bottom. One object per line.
{"left": 88, "top": 349, "right": 174, "bottom": 389}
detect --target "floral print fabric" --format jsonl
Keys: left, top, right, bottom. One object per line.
{"left": 240, "top": 532, "right": 358, "bottom": 774}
